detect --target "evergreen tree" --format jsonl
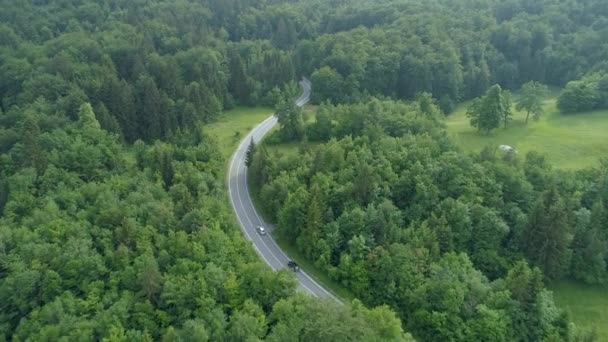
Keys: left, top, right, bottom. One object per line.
{"left": 22, "top": 113, "right": 46, "bottom": 176}
{"left": 501, "top": 89, "right": 513, "bottom": 128}
{"left": 523, "top": 187, "right": 571, "bottom": 280}
{"left": 250, "top": 144, "right": 271, "bottom": 186}
{"left": 0, "top": 178, "right": 8, "bottom": 215}
{"left": 308, "top": 104, "right": 333, "bottom": 141}
{"left": 245, "top": 139, "right": 256, "bottom": 168}
{"left": 135, "top": 75, "right": 162, "bottom": 142}
{"left": 78, "top": 103, "right": 101, "bottom": 130}
{"left": 94, "top": 103, "right": 122, "bottom": 136}
{"left": 299, "top": 184, "right": 325, "bottom": 259}
{"left": 136, "top": 252, "right": 163, "bottom": 303}
{"left": 100, "top": 76, "right": 137, "bottom": 142}
{"left": 273, "top": 17, "right": 296, "bottom": 49}
{"left": 152, "top": 143, "right": 174, "bottom": 190}
{"left": 228, "top": 52, "right": 251, "bottom": 105}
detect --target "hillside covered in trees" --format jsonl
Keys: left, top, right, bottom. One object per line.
{"left": 1, "top": 0, "right": 607, "bottom": 341}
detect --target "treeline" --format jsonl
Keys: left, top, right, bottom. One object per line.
{"left": 295, "top": 0, "right": 608, "bottom": 111}
{"left": 202, "top": 0, "right": 608, "bottom": 110}
{"left": 251, "top": 99, "right": 605, "bottom": 341}
{"left": 3, "top": 0, "right": 608, "bottom": 135}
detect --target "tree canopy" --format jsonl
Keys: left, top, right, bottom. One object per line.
{"left": 252, "top": 98, "right": 604, "bottom": 341}
{"left": 466, "top": 84, "right": 512, "bottom": 133}
{"left": 2, "top": 0, "right": 608, "bottom": 340}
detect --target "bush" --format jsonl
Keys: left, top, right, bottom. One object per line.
{"left": 557, "top": 73, "right": 608, "bottom": 113}
{"left": 557, "top": 81, "right": 600, "bottom": 113}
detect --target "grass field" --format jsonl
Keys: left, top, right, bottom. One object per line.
{"left": 551, "top": 281, "right": 608, "bottom": 340}
{"left": 204, "top": 106, "right": 273, "bottom": 158}
{"left": 445, "top": 98, "right": 608, "bottom": 169}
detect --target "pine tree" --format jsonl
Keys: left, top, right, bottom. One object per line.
{"left": 152, "top": 143, "right": 174, "bottom": 190}
{"left": 501, "top": 89, "right": 513, "bottom": 128}
{"left": 100, "top": 76, "right": 137, "bottom": 142}
{"left": 22, "top": 113, "right": 46, "bottom": 176}
{"left": 78, "top": 103, "right": 101, "bottom": 130}
{"left": 95, "top": 103, "right": 122, "bottom": 136}
{"left": 135, "top": 75, "right": 162, "bottom": 141}
{"left": 523, "top": 187, "right": 570, "bottom": 280}
{"left": 136, "top": 252, "right": 163, "bottom": 303}
{"left": 274, "top": 17, "right": 291, "bottom": 49}
{"left": 0, "top": 178, "right": 8, "bottom": 215}
{"left": 228, "top": 52, "right": 251, "bottom": 105}
{"left": 245, "top": 139, "right": 256, "bottom": 168}
{"left": 250, "top": 145, "right": 270, "bottom": 186}
{"left": 300, "top": 184, "right": 325, "bottom": 259}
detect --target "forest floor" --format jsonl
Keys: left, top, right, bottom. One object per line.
{"left": 551, "top": 281, "right": 608, "bottom": 340}
{"left": 445, "top": 97, "right": 608, "bottom": 169}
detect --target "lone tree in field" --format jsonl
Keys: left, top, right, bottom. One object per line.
{"left": 467, "top": 84, "right": 512, "bottom": 134}
{"left": 517, "top": 81, "right": 549, "bottom": 124}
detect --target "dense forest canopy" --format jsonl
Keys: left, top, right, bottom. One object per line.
{"left": 1, "top": 0, "right": 607, "bottom": 341}
{"left": 254, "top": 98, "right": 606, "bottom": 341}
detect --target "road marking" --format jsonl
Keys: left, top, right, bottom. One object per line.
{"left": 235, "top": 143, "right": 284, "bottom": 267}
{"left": 240, "top": 134, "right": 341, "bottom": 301}
{"left": 231, "top": 119, "right": 283, "bottom": 267}
{"left": 231, "top": 116, "right": 319, "bottom": 295}
{"left": 228, "top": 149, "right": 276, "bottom": 270}
{"left": 237, "top": 84, "right": 342, "bottom": 302}
{"left": 227, "top": 79, "right": 340, "bottom": 301}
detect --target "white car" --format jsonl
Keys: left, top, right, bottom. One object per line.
{"left": 256, "top": 226, "right": 267, "bottom": 235}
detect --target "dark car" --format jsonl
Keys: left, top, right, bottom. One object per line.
{"left": 287, "top": 260, "right": 300, "bottom": 272}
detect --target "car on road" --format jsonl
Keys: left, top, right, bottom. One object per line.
{"left": 287, "top": 260, "right": 300, "bottom": 272}
{"left": 256, "top": 226, "right": 266, "bottom": 235}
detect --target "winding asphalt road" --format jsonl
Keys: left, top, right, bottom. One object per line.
{"left": 228, "top": 79, "right": 340, "bottom": 301}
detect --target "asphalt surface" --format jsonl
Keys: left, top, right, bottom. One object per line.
{"left": 227, "top": 79, "right": 340, "bottom": 301}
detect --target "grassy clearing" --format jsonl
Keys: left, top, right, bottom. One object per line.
{"left": 204, "top": 106, "right": 273, "bottom": 158}
{"left": 445, "top": 98, "right": 608, "bottom": 169}
{"left": 264, "top": 107, "right": 318, "bottom": 156}
{"left": 551, "top": 281, "right": 608, "bottom": 340}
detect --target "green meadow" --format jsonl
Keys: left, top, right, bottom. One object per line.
{"left": 551, "top": 281, "right": 608, "bottom": 340}
{"left": 445, "top": 98, "right": 608, "bottom": 169}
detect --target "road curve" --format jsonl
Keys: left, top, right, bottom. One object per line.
{"left": 227, "top": 79, "right": 340, "bottom": 302}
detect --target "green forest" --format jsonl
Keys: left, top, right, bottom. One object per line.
{"left": 1, "top": 0, "right": 607, "bottom": 341}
